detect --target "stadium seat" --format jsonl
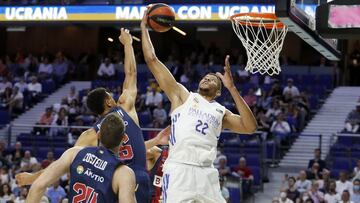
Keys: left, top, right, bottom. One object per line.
{"left": 0, "top": 110, "right": 10, "bottom": 125}
{"left": 243, "top": 148, "right": 261, "bottom": 155}
{"left": 228, "top": 187, "right": 241, "bottom": 203}
{"left": 223, "top": 147, "right": 240, "bottom": 154}
{"left": 54, "top": 148, "right": 66, "bottom": 159}
{"left": 224, "top": 139, "right": 241, "bottom": 148}
{"left": 329, "top": 149, "right": 348, "bottom": 158}
{"left": 309, "top": 95, "right": 319, "bottom": 110}
{"left": 351, "top": 158, "right": 358, "bottom": 169}
{"left": 333, "top": 158, "right": 351, "bottom": 171}
{"left": 338, "top": 136, "right": 354, "bottom": 146}
{"left": 249, "top": 166, "right": 261, "bottom": 186}
{"left": 139, "top": 112, "right": 152, "bottom": 127}
{"left": 42, "top": 80, "right": 56, "bottom": 94}
{"left": 226, "top": 153, "right": 240, "bottom": 166}
{"left": 319, "top": 74, "right": 333, "bottom": 89}
{"left": 351, "top": 151, "right": 360, "bottom": 159}
{"left": 24, "top": 146, "right": 34, "bottom": 152}
{"left": 330, "top": 169, "right": 341, "bottom": 179}
{"left": 245, "top": 155, "right": 261, "bottom": 167}
{"left": 302, "top": 75, "right": 316, "bottom": 85}
{"left": 37, "top": 147, "right": 50, "bottom": 160}
{"left": 261, "top": 83, "right": 272, "bottom": 92}
{"left": 78, "top": 89, "right": 88, "bottom": 101}
{"left": 266, "top": 141, "right": 276, "bottom": 159}
{"left": 138, "top": 82, "right": 148, "bottom": 93}
{"left": 137, "top": 72, "right": 147, "bottom": 82}
{"left": 117, "top": 73, "right": 125, "bottom": 82}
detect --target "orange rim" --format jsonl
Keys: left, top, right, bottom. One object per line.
{"left": 230, "top": 13, "right": 285, "bottom": 29}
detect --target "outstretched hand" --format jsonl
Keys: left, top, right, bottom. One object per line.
{"left": 154, "top": 125, "right": 171, "bottom": 145}
{"left": 119, "top": 28, "right": 132, "bottom": 46}
{"left": 15, "top": 172, "right": 36, "bottom": 186}
{"left": 216, "top": 55, "right": 235, "bottom": 89}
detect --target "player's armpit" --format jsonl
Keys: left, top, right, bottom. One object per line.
{"left": 15, "top": 170, "right": 44, "bottom": 186}
{"left": 74, "top": 128, "right": 98, "bottom": 147}
{"left": 114, "top": 165, "right": 137, "bottom": 203}
{"left": 177, "top": 83, "right": 191, "bottom": 103}
{"left": 27, "top": 147, "right": 81, "bottom": 203}
{"left": 222, "top": 110, "right": 257, "bottom": 134}
{"left": 117, "top": 90, "right": 140, "bottom": 126}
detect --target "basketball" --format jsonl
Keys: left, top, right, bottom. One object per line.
{"left": 147, "top": 3, "right": 175, "bottom": 32}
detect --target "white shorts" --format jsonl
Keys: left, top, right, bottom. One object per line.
{"left": 162, "top": 162, "right": 226, "bottom": 203}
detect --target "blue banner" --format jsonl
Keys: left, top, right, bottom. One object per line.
{"left": 0, "top": 4, "right": 317, "bottom": 22}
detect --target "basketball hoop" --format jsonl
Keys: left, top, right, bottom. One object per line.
{"left": 230, "top": 13, "right": 288, "bottom": 76}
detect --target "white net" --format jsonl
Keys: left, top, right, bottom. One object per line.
{"left": 231, "top": 14, "right": 288, "bottom": 76}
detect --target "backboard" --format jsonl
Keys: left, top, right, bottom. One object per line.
{"left": 275, "top": 0, "right": 341, "bottom": 61}
{"left": 316, "top": 0, "right": 360, "bottom": 39}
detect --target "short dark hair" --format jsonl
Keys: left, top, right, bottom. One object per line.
{"left": 86, "top": 88, "right": 108, "bottom": 115}
{"left": 206, "top": 73, "right": 222, "bottom": 92}
{"left": 288, "top": 176, "right": 296, "bottom": 182}
{"left": 354, "top": 179, "right": 360, "bottom": 184}
{"left": 99, "top": 113, "right": 125, "bottom": 149}
{"left": 305, "top": 199, "right": 314, "bottom": 203}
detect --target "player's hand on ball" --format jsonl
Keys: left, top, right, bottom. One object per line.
{"left": 15, "top": 172, "right": 36, "bottom": 186}
{"left": 216, "top": 55, "right": 235, "bottom": 89}
{"left": 141, "top": 6, "right": 151, "bottom": 28}
{"left": 119, "top": 28, "right": 132, "bottom": 45}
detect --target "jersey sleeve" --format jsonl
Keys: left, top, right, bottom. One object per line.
{"left": 93, "top": 119, "right": 102, "bottom": 133}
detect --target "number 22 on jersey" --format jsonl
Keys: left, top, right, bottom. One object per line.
{"left": 72, "top": 183, "right": 98, "bottom": 203}
{"left": 195, "top": 120, "right": 208, "bottom": 135}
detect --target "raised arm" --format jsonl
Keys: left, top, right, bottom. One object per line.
{"left": 144, "top": 125, "right": 170, "bottom": 150}
{"left": 117, "top": 28, "right": 139, "bottom": 124}
{"left": 113, "top": 165, "right": 137, "bottom": 203}
{"left": 26, "top": 147, "right": 80, "bottom": 203}
{"left": 16, "top": 170, "right": 43, "bottom": 187}
{"left": 16, "top": 129, "right": 96, "bottom": 187}
{"left": 74, "top": 128, "right": 98, "bottom": 147}
{"left": 140, "top": 9, "right": 189, "bottom": 106}
{"left": 217, "top": 56, "right": 257, "bottom": 134}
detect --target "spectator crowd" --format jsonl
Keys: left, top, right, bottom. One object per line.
{"left": 0, "top": 140, "right": 67, "bottom": 202}
{"left": 0, "top": 52, "right": 74, "bottom": 118}
{"left": 270, "top": 148, "right": 360, "bottom": 203}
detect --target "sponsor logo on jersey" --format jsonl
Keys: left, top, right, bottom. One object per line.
{"left": 84, "top": 168, "right": 105, "bottom": 183}
{"left": 216, "top": 108, "right": 224, "bottom": 114}
{"left": 76, "top": 165, "right": 84, "bottom": 174}
{"left": 188, "top": 107, "right": 221, "bottom": 128}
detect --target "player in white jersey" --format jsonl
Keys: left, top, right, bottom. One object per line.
{"left": 141, "top": 8, "right": 257, "bottom": 203}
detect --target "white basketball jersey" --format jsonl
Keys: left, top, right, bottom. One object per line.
{"left": 167, "top": 92, "right": 226, "bottom": 167}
